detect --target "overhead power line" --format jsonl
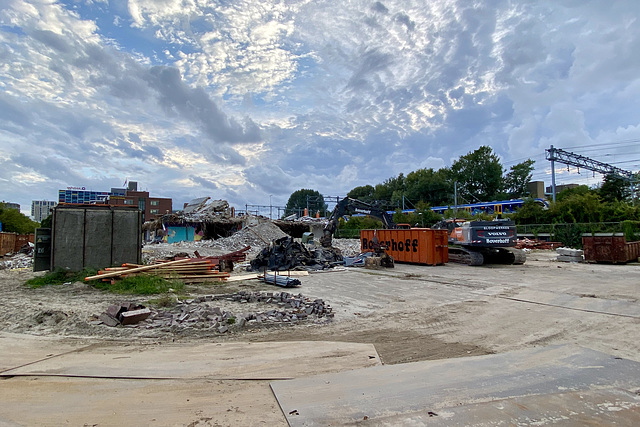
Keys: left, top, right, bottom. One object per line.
{"left": 545, "top": 145, "right": 637, "bottom": 202}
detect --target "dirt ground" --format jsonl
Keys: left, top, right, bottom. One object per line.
{"left": 1, "top": 244, "right": 639, "bottom": 365}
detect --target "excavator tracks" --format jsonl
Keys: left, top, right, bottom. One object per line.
{"left": 447, "top": 247, "right": 526, "bottom": 266}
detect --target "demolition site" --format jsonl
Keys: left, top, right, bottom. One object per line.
{"left": 0, "top": 197, "right": 639, "bottom": 426}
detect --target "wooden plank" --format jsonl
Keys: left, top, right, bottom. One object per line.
{"left": 84, "top": 258, "right": 191, "bottom": 281}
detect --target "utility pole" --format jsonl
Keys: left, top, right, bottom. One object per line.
{"left": 454, "top": 181, "right": 458, "bottom": 216}
{"left": 545, "top": 145, "right": 636, "bottom": 203}
{"left": 549, "top": 145, "right": 557, "bottom": 202}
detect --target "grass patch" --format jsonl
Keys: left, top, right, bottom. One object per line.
{"left": 91, "top": 274, "right": 185, "bottom": 295}
{"left": 26, "top": 268, "right": 98, "bottom": 288}
{"left": 147, "top": 294, "right": 179, "bottom": 308}
{"left": 26, "top": 269, "right": 185, "bottom": 296}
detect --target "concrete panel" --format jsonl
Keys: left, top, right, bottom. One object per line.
{"left": 0, "top": 338, "right": 381, "bottom": 426}
{"left": 112, "top": 209, "right": 142, "bottom": 265}
{"left": 505, "top": 289, "right": 640, "bottom": 318}
{"left": 2, "top": 341, "right": 381, "bottom": 380}
{"left": 369, "top": 389, "right": 640, "bottom": 426}
{"left": 270, "top": 345, "right": 640, "bottom": 426}
{"left": 0, "top": 377, "right": 289, "bottom": 427}
{"left": 0, "top": 333, "right": 89, "bottom": 372}
{"left": 51, "top": 205, "right": 141, "bottom": 271}
{"left": 52, "top": 208, "right": 85, "bottom": 271}
{"left": 84, "top": 209, "right": 113, "bottom": 269}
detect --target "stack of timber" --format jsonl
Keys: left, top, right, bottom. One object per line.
{"left": 85, "top": 258, "right": 230, "bottom": 284}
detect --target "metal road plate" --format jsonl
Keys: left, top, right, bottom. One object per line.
{"left": 270, "top": 345, "right": 640, "bottom": 426}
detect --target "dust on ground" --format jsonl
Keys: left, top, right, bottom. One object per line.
{"left": 1, "top": 229, "right": 639, "bottom": 365}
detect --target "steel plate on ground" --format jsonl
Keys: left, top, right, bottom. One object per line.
{"left": 270, "top": 345, "right": 640, "bottom": 426}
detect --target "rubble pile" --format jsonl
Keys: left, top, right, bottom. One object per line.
{"left": 0, "top": 253, "right": 33, "bottom": 270}
{"left": 516, "top": 238, "right": 563, "bottom": 250}
{"left": 556, "top": 247, "right": 584, "bottom": 263}
{"left": 210, "top": 220, "right": 288, "bottom": 253}
{"left": 329, "top": 239, "right": 361, "bottom": 257}
{"left": 96, "top": 291, "right": 332, "bottom": 331}
{"left": 250, "top": 237, "right": 343, "bottom": 271}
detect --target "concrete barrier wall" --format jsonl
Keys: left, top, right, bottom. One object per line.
{"left": 51, "top": 205, "right": 142, "bottom": 271}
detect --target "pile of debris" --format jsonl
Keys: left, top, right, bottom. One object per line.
{"left": 95, "top": 291, "right": 332, "bottom": 331}
{"left": 0, "top": 252, "right": 33, "bottom": 270}
{"left": 210, "top": 220, "right": 288, "bottom": 254}
{"left": 556, "top": 247, "right": 584, "bottom": 263}
{"left": 99, "top": 302, "right": 151, "bottom": 327}
{"left": 516, "top": 238, "right": 563, "bottom": 250}
{"left": 249, "top": 237, "right": 343, "bottom": 271}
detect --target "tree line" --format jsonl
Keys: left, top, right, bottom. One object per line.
{"left": 346, "top": 146, "right": 534, "bottom": 209}
{"left": 0, "top": 204, "right": 40, "bottom": 234}
{"left": 285, "top": 146, "right": 535, "bottom": 216}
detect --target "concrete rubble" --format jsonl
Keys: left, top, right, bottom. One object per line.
{"left": 96, "top": 291, "right": 332, "bottom": 331}
{"left": 0, "top": 252, "right": 34, "bottom": 270}
{"left": 249, "top": 236, "right": 344, "bottom": 271}
{"left": 99, "top": 302, "right": 151, "bottom": 326}
{"left": 556, "top": 247, "right": 585, "bottom": 263}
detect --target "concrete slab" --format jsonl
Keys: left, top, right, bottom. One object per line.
{"left": 0, "top": 332, "right": 90, "bottom": 372}
{"left": 0, "top": 337, "right": 381, "bottom": 426}
{"left": 2, "top": 340, "right": 381, "bottom": 379}
{"left": 368, "top": 389, "right": 640, "bottom": 426}
{"left": 0, "top": 377, "right": 288, "bottom": 427}
{"left": 270, "top": 345, "right": 640, "bottom": 426}
{"left": 502, "top": 289, "right": 640, "bottom": 318}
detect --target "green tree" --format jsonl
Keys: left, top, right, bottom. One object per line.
{"left": 504, "top": 159, "right": 535, "bottom": 198}
{"left": 403, "top": 168, "right": 453, "bottom": 207}
{"left": 449, "top": 146, "right": 504, "bottom": 202}
{"left": 511, "top": 198, "right": 550, "bottom": 225}
{"left": 392, "top": 201, "right": 443, "bottom": 227}
{"left": 549, "top": 192, "right": 604, "bottom": 223}
{"left": 599, "top": 173, "right": 631, "bottom": 203}
{"left": 284, "top": 189, "right": 326, "bottom": 217}
{"left": 347, "top": 185, "right": 376, "bottom": 204}
{"left": 556, "top": 185, "right": 591, "bottom": 202}
{"left": 0, "top": 204, "right": 39, "bottom": 234}
{"left": 372, "top": 174, "right": 405, "bottom": 208}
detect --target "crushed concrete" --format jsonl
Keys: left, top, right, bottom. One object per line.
{"left": 143, "top": 220, "right": 289, "bottom": 262}
{"left": 95, "top": 291, "right": 332, "bottom": 332}
{"left": 0, "top": 253, "right": 34, "bottom": 270}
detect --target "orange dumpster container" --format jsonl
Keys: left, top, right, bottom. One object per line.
{"left": 360, "top": 228, "right": 448, "bottom": 265}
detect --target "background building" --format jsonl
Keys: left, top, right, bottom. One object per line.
{"left": 57, "top": 181, "right": 172, "bottom": 222}
{"left": 1, "top": 201, "right": 20, "bottom": 211}
{"left": 31, "top": 200, "right": 57, "bottom": 222}
{"left": 58, "top": 188, "right": 109, "bottom": 204}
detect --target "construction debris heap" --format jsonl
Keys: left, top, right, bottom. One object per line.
{"left": 249, "top": 237, "right": 343, "bottom": 271}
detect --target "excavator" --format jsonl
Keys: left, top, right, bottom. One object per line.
{"left": 320, "top": 198, "right": 395, "bottom": 268}
{"left": 321, "top": 197, "right": 525, "bottom": 267}
{"left": 320, "top": 198, "right": 396, "bottom": 248}
{"left": 431, "top": 218, "right": 526, "bottom": 266}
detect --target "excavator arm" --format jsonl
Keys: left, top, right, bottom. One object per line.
{"left": 320, "top": 198, "right": 396, "bottom": 247}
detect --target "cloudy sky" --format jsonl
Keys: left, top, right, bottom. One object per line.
{"left": 2, "top": 0, "right": 640, "bottom": 217}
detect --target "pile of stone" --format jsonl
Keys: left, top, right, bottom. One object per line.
{"left": 556, "top": 247, "right": 584, "bottom": 263}
{"left": 328, "top": 238, "right": 361, "bottom": 257}
{"left": 209, "top": 220, "right": 288, "bottom": 254}
{"left": 0, "top": 253, "right": 34, "bottom": 270}
{"left": 96, "top": 291, "right": 332, "bottom": 332}
{"left": 99, "top": 302, "right": 151, "bottom": 326}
